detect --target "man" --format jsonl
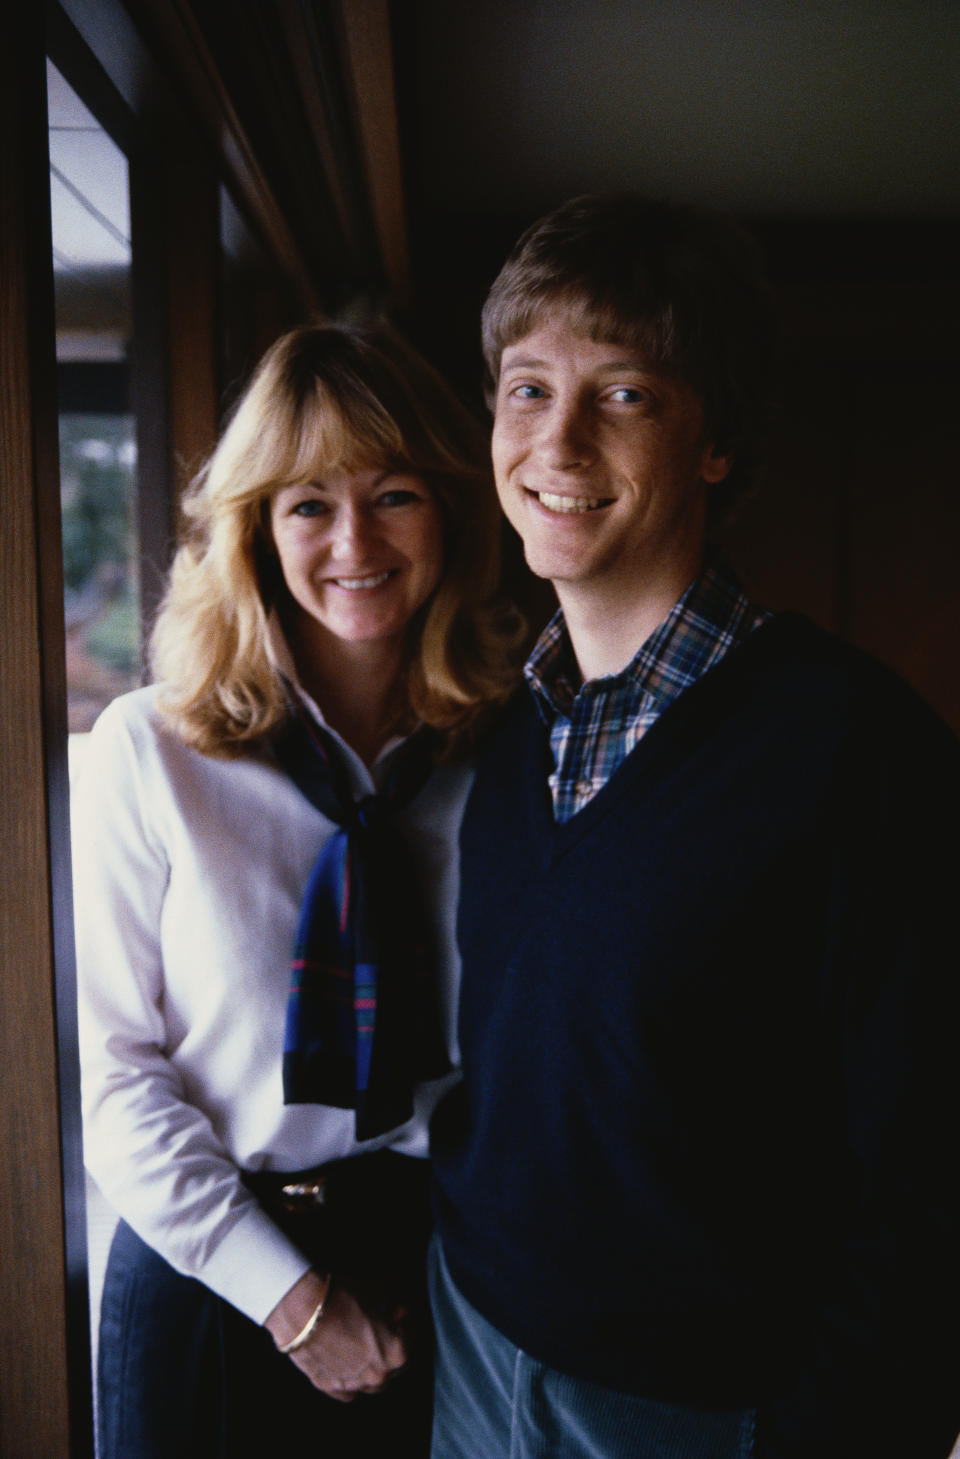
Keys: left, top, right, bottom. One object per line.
{"left": 429, "top": 195, "right": 960, "bottom": 1458}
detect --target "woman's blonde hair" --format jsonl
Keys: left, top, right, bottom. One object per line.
{"left": 150, "top": 321, "right": 523, "bottom": 756}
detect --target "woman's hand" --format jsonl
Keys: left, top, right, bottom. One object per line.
{"left": 264, "top": 1270, "right": 408, "bottom": 1401}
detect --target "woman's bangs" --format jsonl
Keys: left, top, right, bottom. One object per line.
{"left": 284, "top": 380, "right": 409, "bottom": 486}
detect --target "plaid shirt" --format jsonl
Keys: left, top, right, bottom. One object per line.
{"left": 525, "top": 557, "right": 771, "bottom": 823}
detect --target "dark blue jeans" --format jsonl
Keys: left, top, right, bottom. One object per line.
{"left": 98, "top": 1219, "right": 432, "bottom": 1459}
{"left": 428, "top": 1237, "right": 755, "bottom": 1459}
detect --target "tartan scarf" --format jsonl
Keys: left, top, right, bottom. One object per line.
{"left": 275, "top": 706, "right": 451, "bottom": 1141}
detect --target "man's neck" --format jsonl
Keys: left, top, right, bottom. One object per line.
{"left": 556, "top": 557, "right": 704, "bottom": 682}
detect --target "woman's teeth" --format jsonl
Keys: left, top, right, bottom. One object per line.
{"left": 333, "top": 572, "right": 391, "bottom": 590}
{"left": 537, "top": 491, "right": 608, "bottom": 514}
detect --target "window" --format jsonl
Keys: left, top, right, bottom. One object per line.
{"left": 48, "top": 61, "right": 141, "bottom": 735}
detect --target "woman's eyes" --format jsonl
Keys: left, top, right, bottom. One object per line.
{"left": 376, "top": 487, "right": 422, "bottom": 508}
{"left": 286, "top": 486, "right": 423, "bottom": 517}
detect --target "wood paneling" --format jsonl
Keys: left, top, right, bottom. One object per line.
{"left": 165, "top": 140, "right": 221, "bottom": 486}
{"left": 728, "top": 274, "right": 960, "bottom": 732}
{"left": 335, "top": 0, "right": 411, "bottom": 297}
{"left": 0, "top": 12, "right": 94, "bottom": 1456}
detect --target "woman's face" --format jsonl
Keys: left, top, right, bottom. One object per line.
{"left": 268, "top": 465, "right": 444, "bottom": 652}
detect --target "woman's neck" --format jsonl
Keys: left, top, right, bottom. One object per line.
{"left": 288, "top": 619, "right": 408, "bottom": 767}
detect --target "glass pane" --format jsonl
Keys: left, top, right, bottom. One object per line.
{"left": 48, "top": 61, "right": 140, "bottom": 735}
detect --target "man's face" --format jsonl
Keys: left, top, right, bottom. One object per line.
{"left": 491, "top": 308, "right": 731, "bottom": 614}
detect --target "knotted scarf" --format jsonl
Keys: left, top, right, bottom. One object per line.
{"left": 275, "top": 706, "right": 451, "bottom": 1141}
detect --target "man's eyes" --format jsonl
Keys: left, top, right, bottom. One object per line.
{"left": 503, "top": 383, "right": 651, "bottom": 406}
{"left": 607, "top": 387, "right": 648, "bottom": 405}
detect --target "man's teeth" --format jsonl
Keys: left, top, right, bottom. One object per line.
{"left": 536, "top": 491, "right": 607, "bottom": 514}
{"left": 333, "top": 572, "right": 391, "bottom": 590}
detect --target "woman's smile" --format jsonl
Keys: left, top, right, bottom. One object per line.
{"left": 328, "top": 570, "right": 395, "bottom": 590}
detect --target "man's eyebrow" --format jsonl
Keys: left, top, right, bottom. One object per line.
{"left": 499, "top": 355, "right": 547, "bottom": 372}
{"left": 595, "top": 361, "right": 654, "bottom": 375}
{"left": 500, "top": 355, "right": 654, "bottom": 374}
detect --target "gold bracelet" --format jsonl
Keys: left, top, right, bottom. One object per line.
{"left": 277, "top": 1275, "right": 332, "bottom": 1354}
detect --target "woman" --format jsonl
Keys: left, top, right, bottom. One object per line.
{"left": 73, "top": 322, "right": 521, "bottom": 1458}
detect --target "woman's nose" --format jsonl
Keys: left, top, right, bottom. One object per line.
{"left": 329, "top": 503, "right": 373, "bottom": 557}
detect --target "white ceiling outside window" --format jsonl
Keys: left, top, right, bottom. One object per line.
{"left": 48, "top": 61, "right": 132, "bottom": 362}
{"left": 48, "top": 61, "right": 130, "bottom": 272}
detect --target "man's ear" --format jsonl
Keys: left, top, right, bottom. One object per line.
{"left": 700, "top": 445, "right": 733, "bottom": 484}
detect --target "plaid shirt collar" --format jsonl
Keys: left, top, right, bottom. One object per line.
{"left": 524, "top": 555, "right": 769, "bottom": 821}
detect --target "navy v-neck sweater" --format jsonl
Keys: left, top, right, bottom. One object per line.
{"left": 431, "top": 614, "right": 960, "bottom": 1457}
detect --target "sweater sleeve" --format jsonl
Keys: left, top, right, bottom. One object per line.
{"left": 73, "top": 697, "right": 312, "bottom": 1324}
{"left": 754, "top": 702, "right": 960, "bottom": 1458}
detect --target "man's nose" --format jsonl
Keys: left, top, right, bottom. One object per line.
{"left": 538, "top": 397, "right": 594, "bottom": 469}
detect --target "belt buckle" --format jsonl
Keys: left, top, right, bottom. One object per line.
{"left": 279, "top": 1177, "right": 327, "bottom": 1211}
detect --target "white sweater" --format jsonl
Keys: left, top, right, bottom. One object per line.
{"left": 73, "top": 685, "right": 471, "bottom": 1324}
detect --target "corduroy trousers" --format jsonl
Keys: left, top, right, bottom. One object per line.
{"left": 428, "top": 1236, "right": 755, "bottom": 1459}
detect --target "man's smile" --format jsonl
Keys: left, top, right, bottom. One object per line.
{"left": 527, "top": 489, "right": 614, "bottom": 515}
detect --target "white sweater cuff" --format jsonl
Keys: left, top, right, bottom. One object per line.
{"left": 200, "top": 1202, "right": 314, "bottom": 1325}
